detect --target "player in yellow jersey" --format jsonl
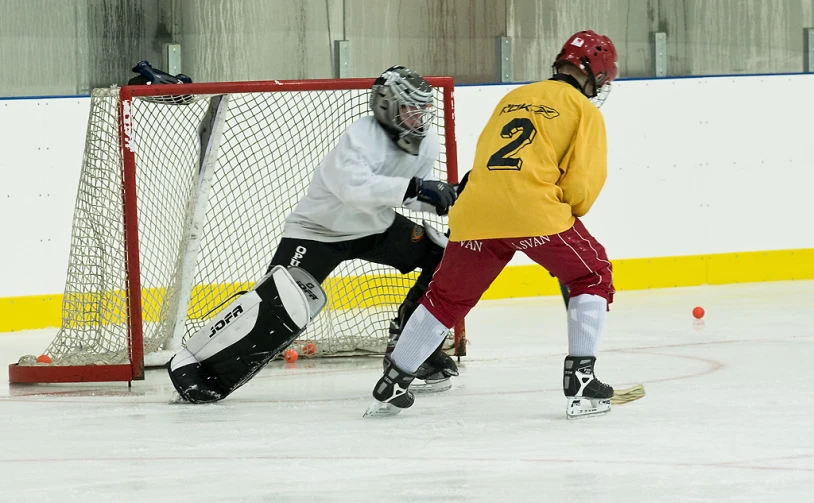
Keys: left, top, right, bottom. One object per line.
{"left": 365, "top": 31, "right": 619, "bottom": 419}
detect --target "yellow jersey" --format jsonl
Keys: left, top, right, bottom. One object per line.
{"left": 449, "top": 78, "right": 608, "bottom": 241}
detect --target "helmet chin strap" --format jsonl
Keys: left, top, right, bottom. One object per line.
{"left": 551, "top": 62, "right": 597, "bottom": 99}
{"left": 583, "top": 80, "right": 597, "bottom": 99}
{"left": 579, "top": 59, "right": 600, "bottom": 98}
{"left": 550, "top": 71, "right": 596, "bottom": 100}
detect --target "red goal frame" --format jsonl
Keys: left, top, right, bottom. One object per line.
{"left": 9, "top": 76, "right": 463, "bottom": 384}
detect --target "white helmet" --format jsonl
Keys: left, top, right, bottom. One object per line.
{"left": 370, "top": 66, "right": 435, "bottom": 155}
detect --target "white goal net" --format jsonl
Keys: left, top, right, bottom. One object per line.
{"left": 16, "top": 78, "right": 458, "bottom": 381}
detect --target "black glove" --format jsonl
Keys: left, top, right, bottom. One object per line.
{"left": 404, "top": 177, "right": 458, "bottom": 216}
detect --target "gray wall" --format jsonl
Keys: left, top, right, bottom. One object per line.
{"left": 1, "top": 0, "right": 813, "bottom": 97}
{"left": 0, "top": 0, "right": 173, "bottom": 96}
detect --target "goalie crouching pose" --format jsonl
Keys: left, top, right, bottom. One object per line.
{"left": 169, "top": 66, "right": 461, "bottom": 403}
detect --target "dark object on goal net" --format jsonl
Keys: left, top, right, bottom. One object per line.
{"left": 127, "top": 60, "right": 194, "bottom": 105}
{"left": 128, "top": 60, "right": 191, "bottom": 86}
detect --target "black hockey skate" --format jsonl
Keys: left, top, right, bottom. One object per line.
{"left": 385, "top": 318, "right": 458, "bottom": 392}
{"left": 364, "top": 359, "right": 416, "bottom": 417}
{"left": 563, "top": 356, "right": 613, "bottom": 419}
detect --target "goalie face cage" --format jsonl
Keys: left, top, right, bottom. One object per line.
{"left": 9, "top": 77, "right": 463, "bottom": 384}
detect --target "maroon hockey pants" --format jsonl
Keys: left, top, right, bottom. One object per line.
{"left": 422, "top": 218, "right": 615, "bottom": 328}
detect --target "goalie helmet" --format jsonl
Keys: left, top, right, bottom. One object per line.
{"left": 554, "top": 31, "right": 618, "bottom": 105}
{"left": 370, "top": 66, "right": 435, "bottom": 155}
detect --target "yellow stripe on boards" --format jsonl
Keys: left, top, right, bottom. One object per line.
{"left": 706, "top": 249, "right": 814, "bottom": 284}
{"left": 480, "top": 248, "right": 814, "bottom": 299}
{"left": 2, "top": 248, "right": 813, "bottom": 332}
{"left": 0, "top": 294, "right": 63, "bottom": 333}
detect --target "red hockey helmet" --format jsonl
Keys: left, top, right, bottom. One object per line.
{"left": 554, "top": 31, "right": 618, "bottom": 93}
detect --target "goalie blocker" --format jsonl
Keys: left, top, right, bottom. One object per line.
{"left": 168, "top": 266, "right": 326, "bottom": 403}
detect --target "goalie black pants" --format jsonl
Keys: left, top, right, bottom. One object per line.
{"left": 267, "top": 214, "right": 441, "bottom": 283}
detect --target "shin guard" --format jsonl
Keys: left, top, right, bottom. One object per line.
{"left": 168, "top": 266, "right": 326, "bottom": 403}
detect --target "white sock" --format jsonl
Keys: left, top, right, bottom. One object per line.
{"left": 567, "top": 294, "right": 607, "bottom": 357}
{"left": 391, "top": 304, "right": 450, "bottom": 374}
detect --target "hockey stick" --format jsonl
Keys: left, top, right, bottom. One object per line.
{"left": 610, "top": 384, "right": 645, "bottom": 405}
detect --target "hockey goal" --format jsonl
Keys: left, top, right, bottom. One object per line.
{"left": 9, "top": 77, "right": 462, "bottom": 384}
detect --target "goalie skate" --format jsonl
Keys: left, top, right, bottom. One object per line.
{"left": 382, "top": 352, "right": 456, "bottom": 393}
{"left": 410, "top": 375, "right": 452, "bottom": 393}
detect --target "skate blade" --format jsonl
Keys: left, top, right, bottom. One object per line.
{"left": 610, "top": 384, "right": 645, "bottom": 405}
{"left": 412, "top": 378, "right": 451, "bottom": 394}
{"left": 363, "top": 399, "right": 403, "bottom": 418}
{"left": 566, "top": 397, "right": 611, "bottom": 420}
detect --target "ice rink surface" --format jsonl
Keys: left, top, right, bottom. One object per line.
{"left": 2, "top": 281, "right": 813, "bottom": 502}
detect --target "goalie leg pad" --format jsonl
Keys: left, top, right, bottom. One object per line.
{"left": 168, "top": 266, "right": 326, "bottom": 403}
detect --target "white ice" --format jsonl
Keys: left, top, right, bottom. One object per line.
{"left": 1, "top": 281, "right": 813, "bottom": 502}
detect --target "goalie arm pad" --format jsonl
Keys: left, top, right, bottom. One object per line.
{"left": 168, "top": 266, "right": 326, "bottom": 404}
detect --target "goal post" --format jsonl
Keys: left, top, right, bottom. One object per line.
{"left": 9, "top": 76, "right": 463, "bottom": 384}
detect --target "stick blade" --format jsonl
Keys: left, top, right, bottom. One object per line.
{"left": 611, "top": 384, "right": 645, "bottom": 405}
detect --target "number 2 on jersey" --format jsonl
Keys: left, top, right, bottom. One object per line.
{"left": 486, "top": 117, "right": 537, "bottom": 170}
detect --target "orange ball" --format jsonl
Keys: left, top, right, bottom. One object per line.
{"left": 283, "top": 349, "right": 298, "bottom": 363}
{"left": 302, "top": 342, "right": 317, "bottom": 357}
{"left": 36, "top": 354, "right": 52, "bottom": 364}
{"left": 692, "top": 306, "right": 705, "bottom": 319}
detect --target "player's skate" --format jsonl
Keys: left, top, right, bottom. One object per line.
{"left": 384, "top": 319, "right": 458, "bottom": 393}
{"left": 564, "top": 356, "right": 613, "bottom": 420}
{"left": 364, "top": 359, "right": 416, "bottom": 417}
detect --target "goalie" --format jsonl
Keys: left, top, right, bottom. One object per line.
{"left": 169, "top": 66, "right": 460, "bottom": 403}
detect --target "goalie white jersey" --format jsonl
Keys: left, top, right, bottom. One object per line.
{"left": 283, "top": 116, "right": 440, "bottom": 242}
